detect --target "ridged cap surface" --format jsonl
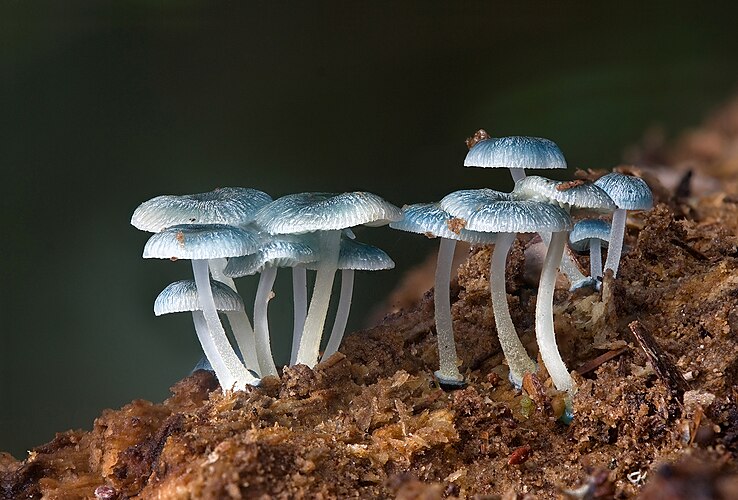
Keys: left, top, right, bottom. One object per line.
{"left": 390, "top": 203, "right": 497, "bottom": 244}
{"left": 132, "top": 187, "right": 272, "bottom": 232}
{"left": 154, "top": 279, "right": 244, "bottom": 316}
{"left": 223, "top": 237, "right": 317, "bottom": 277}
{"left": 594, "top": 172, "right": 653, "bottom": 210}
{"left": 440, "top": 189, "right": 512, "bottom": 220}
{"left": 460, "top": 200, "right": 572, "bottom": 233}
{"left": 307, "top": 237, "right": 395, "bottom": 271}
{"left": 254, "top": 192, "right": 401, "bottom": 235}
{"left": 143, "top": 224, "right": 261, "bottom": 260}
{"left": 513, "top": 176, "right": 616, "bottom": 214}
{"left": 569, "top": 219, "right": 611, "bottom": 251}
{"left": 464, "top": 136, "right": 567, "bottom": 170}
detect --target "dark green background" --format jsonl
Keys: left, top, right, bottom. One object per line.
{"left": 3, "top": 1, "right": 738, "bottom": 457}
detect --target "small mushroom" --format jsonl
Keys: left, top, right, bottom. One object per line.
{"left": 254, "top": 192, "right": 401, "bottom": 368}
{"left": 155, "top": 280, "right": 253, "bottom": 381}
{"left": 568, "top": 219, "right": 611, "bottom": 286}
{"left": 224, "top": 237, "right": 317, "bottom": 376}
{"left": 594, "top": 172, "right": 654, "bottom": 277}
{"left": 391, "top": 202, "right": 496, "bottom": 386}
{"left": 143, "top": 224, "right": 261, "bottom": 390}
{"left": 316, "top": 236, "right": 395, "bottom": 360}
{"left": 464, "top": 134, "right": 567, "bottom": 182}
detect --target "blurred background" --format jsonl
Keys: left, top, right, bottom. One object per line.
{"left": 2, "top": 1, "right": 738, "bottom": 457}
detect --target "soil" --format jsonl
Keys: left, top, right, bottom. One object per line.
{"left": 5, "top": 97, "right": 738, "bottom": 499}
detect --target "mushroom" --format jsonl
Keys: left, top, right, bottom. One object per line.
{"left": 254, "top": 192, "right": 401, "bottom": 368}
{"left": 224, "top": 237, "right": 317, "bottom": 376}
{"left": 131, "top": 187, "right": 272, "bottom": 374}
{"left": 594, "top": 172, "right": 654, "bottom": 277}
{"left": 318, "top": 236, "right": 395, "bottom": 360}
{"left": 143, "top": 223, "right": 261, "bottom": 390}
{"left": 464, "top": 133, "right": 567, "bottom": 183}
{"left": 568, "top": 219, "right": 611, "bottom": 285}
{"left": 390, "top": 202, "right": 496, "bottom": 386}
{"left": 511, "top": 176, "right": 615, "bottom": 393}
{"left": 155, "top": 279, "right": 252, "bottom": 380}
{"left": 441, "top": 189, "right": 571, "bottom": 386}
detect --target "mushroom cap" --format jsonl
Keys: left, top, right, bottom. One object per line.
{"left": 569, "top": 219, "right": 611, "bottom": 251}
{"left": 307, "top": 237, "right": 395, "bottom": 271}
{"left": 460, "top": 200, "right": 573, "bottom": 234}
{"left": 439, "top": 189, "right": 512, "bottom": 220}
{"left": 154, "top": 279, "right": 244, "bottom": 316}
{"left": 464, "top": 136, "right": 567, "bottom": 171}
{"left": 131, "top": 187, "right": 273, "bottom": 233}
{"left": 254, "top": 192, "right": 402, "bottom": 235}
{"left": 594, "top": 172, "right": 653, "bottom": 210}
{"left": 390, "top": 203, "right": 497, "bottom": 245}
{"left": 513, "top": 176, "right": 616, "bottom": 214}
{"left": 143, "top": 224, "right": 261, "bottom": 260}
{"left": 223, "top": 237, "right": 318, "bottom": 277}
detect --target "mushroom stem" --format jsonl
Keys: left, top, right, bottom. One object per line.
{"left": 290, "top": 266, "right": 308, "bottom": 365}
{"left": 535, "top": 231, "right": 574, "bottom": 394}
{"left": 590, "top": 239, "right": 603, "bottom": 279}
{"left": 254, "top": 266, "right": 279, "bottom": 377}
{"left": 604, "top": 208, "right": 626, "bottom": 277}
{"left": 509, "top": 168, "right": 526, "bottom": 183}
{"left": 490, "top": 232, "right": 536, "bottom": 386}
{"left": 295, "top": 229, "right": 341, "bottom": 367}
{"left": 323, "top": 269, "right": 355, "bottom": 359}
{"left": 192, "top": 259, "right": 259, "bottom": 390}
{"left": 207, "top": 258, "right": 260, "bottom": 374}
{"left": 540, "top": 232, "right": 588, "bottom": 289}
{"left": 433, "top": 238, "right": 464, "bottom": 384}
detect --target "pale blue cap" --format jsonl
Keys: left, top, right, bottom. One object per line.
{"left": 439, "top": 189, "right": 512, "bottom": 220}
{"left": 390, "top": 203, "right": 497, "bottom": 245}
{"left": 569, "top": 219, "right": 611, "bottom": 251}
{"left": 143, "top": 224, "right": 261, "bottom": 260}
{"left": 513, "top": 176, "right": 616, "bottom": 214}
{"left": 254, "top": 192, "right": 401, "bottom": 235}
{"left": 154, "top": 279, "right": 244, "bottom": 316}
{"left": 464, "top": 136, "right": 567, "bottom": 171}
{"left": 132, "top": 187, "right": 272, "bottom": 233}
{"left": 223, "top": 237, "right": 317, "bottom": 277}
{"left": 594, "top": 172, "right": 653, "bottom": 210}
{"left": 307, "top": 237, "right": 394, "bottom": 271}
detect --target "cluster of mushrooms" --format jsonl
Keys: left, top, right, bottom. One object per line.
{"left": 131, "top": 131, "right": 653, "bottom": 410}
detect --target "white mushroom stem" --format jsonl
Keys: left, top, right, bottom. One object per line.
{"left": 490, "top": 232, "right": 537, "bottom": 386}
{"left": 535, "top": 231, "right": 574, "bottom": 394}
{"left": 254, "top": 266, "right": 279, "bottom": 377}
{"left": 192, "top": 259, "right": 259, "bottom": 390}
{"left": 207, "top": 258, "right": 260, "bottom": 375}
{"left": 589, "top": 239, "right": 603, "bottom": 279}
{"left": 290, "top": 266, "right": 308, "bottom": 365}
{"left": 604, "top": 208, "right": 626, "bottom": 277}
{"left": 296, "top": 229, "right": 341, "bottom": 367}
{"left": 540, "top": 232, "right": 588, "bottom": 288}
{"left": 509, "top": 168, "right": 526, "bottom": 183}
{"left": 323, "top": 269, "right": 355, "bottom": 359}
{"left": 433, "top": 238, "right": 464, "bottom": 384}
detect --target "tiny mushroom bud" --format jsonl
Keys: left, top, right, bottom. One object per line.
{"left": 568, "top": 219, "right": 611, "bottom": 286}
